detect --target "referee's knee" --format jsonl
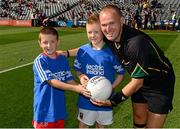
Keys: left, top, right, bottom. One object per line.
{"left": 133, "top": 123, "right": 146, "bottom": 128}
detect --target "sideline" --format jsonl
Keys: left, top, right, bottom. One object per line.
{"left": 0, "top": 62, "right": 33, "bottom": 74}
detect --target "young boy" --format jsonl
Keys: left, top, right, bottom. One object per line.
{"left": 32, "top": 27, "right": 90, "bottom": 128}
{"left": 74, "top": 14, "right": 125, "bottom": 128}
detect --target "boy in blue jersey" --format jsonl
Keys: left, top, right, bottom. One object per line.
{"left": 74, "top": 14, "right": 125, "bottom": 128}
{"left": 32, "top": 27, "right": 90, "bottom": 128}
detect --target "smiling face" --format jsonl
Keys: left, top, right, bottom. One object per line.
{"left": 86, "top": 14, "right": 104, "bottom": 47}
{"left": 39, "top": 33, "right": 58, "bottom": 56}
{"left": 86, "top": 22, "right": 104, "bottom": 46}
{"left": 38, "top": 27, "right": 59, "bottom": 57}
{"left": 99, "top": 6, "right": 123, "bottom": 42}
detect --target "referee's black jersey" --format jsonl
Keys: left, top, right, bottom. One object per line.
{"left": 105, "top": 25, "right": 175, "bottom": 93}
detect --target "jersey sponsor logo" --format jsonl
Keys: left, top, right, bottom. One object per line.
{"left": 86, "top": 64, "right": 104, "bottom": 76}
{"left": 50, "top": 71, "right": 71, "bottom": 81}
{"left": 113, "top": 65, "right": 124, "bottom": 72}
{"left": 74, "top": 59, "right": 81, "bottom": 69}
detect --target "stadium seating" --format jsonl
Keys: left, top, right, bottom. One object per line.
{"left": 0, "top": 0, "right": 180, "bottom": 28}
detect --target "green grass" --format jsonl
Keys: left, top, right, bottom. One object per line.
{"left": 0, "top": 26, "right": 180, "bottom": 127}
{"left": 0, "top": 28, "right": 84, "bottom": 45}
{"left": 0, "top": 65, "right": 33, "bottom": 127}
{"left": 150, "top": 34, "right": 177, "bottom": 51}
{"left": 0, "top": 27, "right": 87, "bottom": 71}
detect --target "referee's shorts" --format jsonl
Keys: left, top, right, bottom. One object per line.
{"left": 131, "top": 69, "right": 175, "bottom": 114}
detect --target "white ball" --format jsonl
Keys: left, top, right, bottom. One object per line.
{"left": 86, "top": 76, "right": 112, "bottom": 100}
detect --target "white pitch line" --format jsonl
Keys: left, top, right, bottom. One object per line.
{"left": 0, "top": 62, "right": 33, "bottom": 74}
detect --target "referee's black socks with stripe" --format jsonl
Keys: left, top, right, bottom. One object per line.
{"left": 134, "top": 123, "right": 146, "bottom": 128}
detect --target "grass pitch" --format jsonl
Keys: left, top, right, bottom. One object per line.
{"left": 0, "top": 26, "right": 180, "bottom": 127}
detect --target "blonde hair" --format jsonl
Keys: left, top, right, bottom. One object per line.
{"left": 86, "top": 13, "right": 100, "bottom": 25}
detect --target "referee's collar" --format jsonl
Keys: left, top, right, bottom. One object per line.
{"left": 114, "top": 41, "right": 121, "bottom": 49}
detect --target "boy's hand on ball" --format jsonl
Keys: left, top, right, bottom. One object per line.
{"left": 90, "top": 99, "right": 112, "bottom": 107}
{"left": 78, "top": 84, "right": 91, "bottom": 98}
{"left": 79, "top": 74, "right": 89, "bottom": 86}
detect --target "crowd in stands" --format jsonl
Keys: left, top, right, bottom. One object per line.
{"left": 124, "top": 0, "right": 159, "bottom": 30}
{"left": 123, "top": 0, "right": 180, "bottom": 30}
{"left": 0, "top": 0, "right": 34, "bottom": 19}
{"left": 0, "top": 0, "right": 180, "bottom": 30}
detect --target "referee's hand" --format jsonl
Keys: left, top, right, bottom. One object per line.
{"left": 90, "top": 99, "right": 112, "bottom": 107}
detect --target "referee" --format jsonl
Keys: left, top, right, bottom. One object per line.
{"left": 91, "top": 5, "right": 175, "bottom": 128}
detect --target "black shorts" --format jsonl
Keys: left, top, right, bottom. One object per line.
{"left": 131, "top": 70, "right": 175, "bottom": 114}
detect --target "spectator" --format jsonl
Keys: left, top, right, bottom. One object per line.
{"left": 172, "top": 11, "right": 177, "bottom": 31}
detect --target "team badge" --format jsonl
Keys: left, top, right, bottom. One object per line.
{"left": 79, "top": 112, "right": 84, "bottom": 120}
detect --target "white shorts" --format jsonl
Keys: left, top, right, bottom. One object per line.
{"left": 77, "top": 108, "right": 113, "bottom": 126}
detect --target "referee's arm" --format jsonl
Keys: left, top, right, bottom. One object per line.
{"left": 121, "top": 78, "right": 144, "bottom": 97}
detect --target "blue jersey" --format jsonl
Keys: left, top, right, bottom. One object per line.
{"left": 74, "top": 43, "right": 125, "bottom": 111}
{"left": 33, "top": 53, "right": 74, "bottom": 122}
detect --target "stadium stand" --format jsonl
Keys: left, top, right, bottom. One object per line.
{"left": 0, "top": 0, "right": 180, "bottom": 30}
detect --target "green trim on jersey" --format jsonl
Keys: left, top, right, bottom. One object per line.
{"left": 102, "top": 43, "right": 108, "bottom": 49}
{"left": 89, "top": 42, "right": 108, "bottom": 50}
{"left": 131, "top": 63, "right": 149, "bottom": 78}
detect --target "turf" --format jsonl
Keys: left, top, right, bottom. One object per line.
{"left": 0, "top": 28, "right": 84, "bottom": 45}
{"left": 0, "top": 65, "right": 33, "bottom": 127}
{"left": 0, "top": 26, "right": 180, "bottom": 127}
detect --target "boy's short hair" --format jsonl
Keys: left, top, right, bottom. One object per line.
{"left": 39, "top": 27, "right": 59, "bottom": 41}
{"left": 86, "top": 13, "right": 100, "bottom": 25}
